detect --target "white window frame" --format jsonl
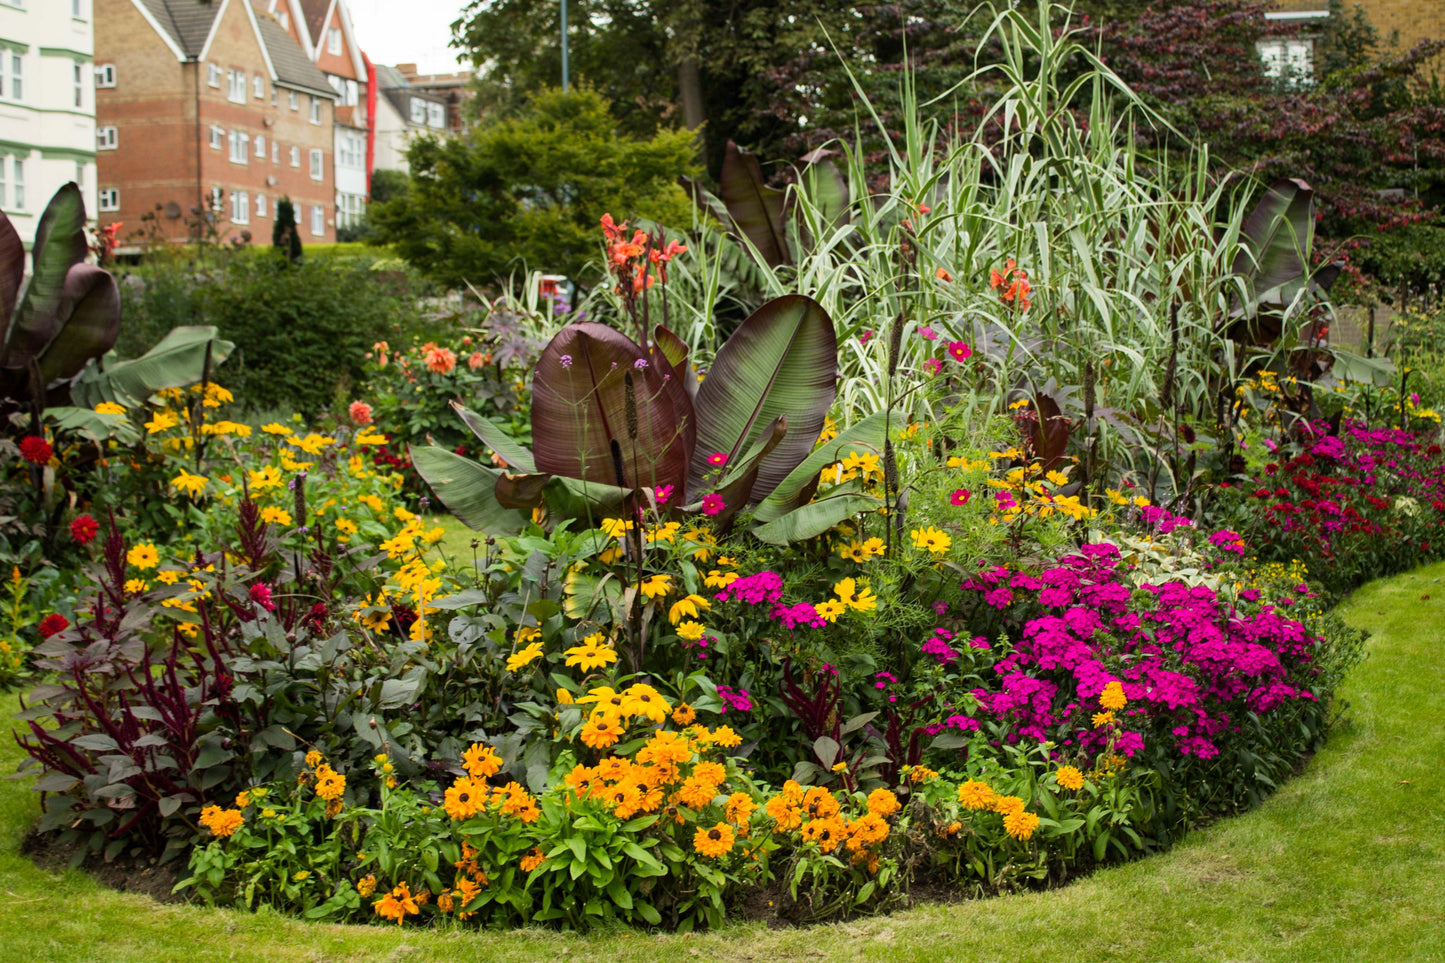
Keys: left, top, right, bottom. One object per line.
{"left": 327, "top": 27, "right": 342, "bottom": 55}
{"left": 288, "top": 89, "right": 299, "bottom": 110}
{"left": 345, "top": 79, "right": 358, "bottom": 106}
{"left": 97, "top": 126, "right": 118, "bottom": 150}
{"left": 226, "top": 69, "right": 246, "bottom": 104}
{"left": 428, "top": 102, "right": 445, "bottom": 129}
{"left": 289, "top": 145, "right": 300, "bottom": 168}
{"left": 272, "top": 141, "right": 279, "bottom": 164}
{"left": 309, "top": 148, "right": 323, "bottom": 180}
{"left": 254, "top": 133, "right": 265, "bottom": 158}
{"left": 311, "top": 205, "right": 325, "bottom": 237}
{"left": 253, "top": 74, "right": 264, "bottom": 99}
{"left": 0, "top": 53, "right": 21, "bottom": 103}
{"left": 1258, "top": 38, "right": 1315, "bottom": 88}
{"left": 228, "top": 130, "right": 249, "bottom": 164}
{"left": 98, "top": 187, "right": 119, "bottom": 212}
{"left": 72, "top": 0, "right": 86, "bottom": 17}
{"left": 309, "top": 96, "right": 322, "bottom": 124}
{"left": 230, "top": 190, "right": 249, "bottom": 225}
{"left": 255, "top": 193, "right": 267, "bottom": 218}
{"left": 208, "top": 63, "right": 221, "bottom": 88}
{"left": 73, "top": 62, "right": 85, "bottom": 109}
{"left": 409, "top": 99, "right": 426, "bottom": 124}
{"left": 209, "top": 125, "right": 224, "bottom": 150}
{"left": 95, "top": 63, "right": 116, "bottom": 88}
{"left": 209, "top": 185, "right": 222, "bottom": 212}
{"left": 0, "top": 157, "right": 6, "bottom": 209}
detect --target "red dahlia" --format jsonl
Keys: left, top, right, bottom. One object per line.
{"left": 70, "top": 515, "right": 99, "bottom": 545}
{"left": 38, "top": 613, "right": 70, "bottom": 639}
{"left": 18, "top": 436, "right": 53, "bottom": 465}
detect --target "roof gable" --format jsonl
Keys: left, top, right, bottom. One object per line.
{"left": 133, "top": 0, "right": 223, "bottom": 58}
{"left": 256, "top": 14, "right": 337, "bottom": 97}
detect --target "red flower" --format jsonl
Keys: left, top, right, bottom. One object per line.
{"left": 700, "top": 493, "right": 725, "bottom": 516}
{"left": 38, "top": 613, "right": 69, "bottom": 639}
{"left": 70, "top": 515, "right": 99, "bottom": 545}
{"left": 946, "top": 341, "right": 973, "bottom": 363}
{"left": 707, "top": 452, "right": 729, "bottom": 468}
{"left": 950, "top": 488, "right": 972, "bottom": 506}
{"left": 18, "top": 436, "right": 52, "bottom": 465}
{"left": 348, "top": 401, "right": 373, "bottom": 426}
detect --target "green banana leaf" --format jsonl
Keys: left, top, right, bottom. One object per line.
{"left": 751, "top": 409, "right": 900, "bottom": 524}
{"left": 408, "top": 444, "right": 527, "bottom": 534}
{"left": 688, "top": 294, "right": 836, "bottom": 503}
{"left": 751, "top": 489, "right": 882, "bottom": 546}
{"left": 451, "top": 402, "right": 537, "bottom": 472}
{"left": 1232, "top": 178, "right": 1314, "bottom": 308}
{"left": 9, "top": 183, "right": 88, "bottom": 361}
{"left": 45, "top": 405, "right": 140, "bottom": 446}
{"left": 72, "top": 326, "right": 234, "bottom": 408}
{"left": 718, "top": 140, "right": 790, "bottom": 268}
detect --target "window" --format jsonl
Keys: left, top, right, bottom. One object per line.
{"left": 289, "top": 145, "right": 300, "bottom": 167}
{"left": 75, "top": 161, "right": 85, "bottom": 190}
{"left": 309, "top": 96, "right": 321, "bottom": 124}
{"left": 309, "top": 148, "right": 323, "bottom": 180}
{"left": 95, "top": 64, "right": 116, "bottom": 88}
{"left": 427, "top": 102, "right": 445, "bottom": 129}
{"left": 210, "top": 125, "right": 224, "bottom": 150}
{"left": 227, "top": 69, "right": 246, "bottom": 103}
{"left": 256, "top": 193, "right": 267, "bottom": 218}
{"left": 255, "top": 134, "right": 265, "bottom": 158}
{"left": 1258, "top": 39, "right": 1314, "bottom": 87}
{"left": 208, "top": 64, "right": 221, "bottom": 88}
{"left": 73, "top": 62, "right": 85, "bottom": 108}
{"left": 209, "top": 186, "right": 222, "bottom": 212}
{"left": 0, "top": 158, "right": 6, "bottom": 209}
{"left": 73, "top": 0, "right": 85, "bottom": 18}
{"left": 345, "top": 79, "right": 358, "bottom": 106}
{"left": 12, "top": 157, "right": 22, "bottom": 209}
{"left": 336, "top": 192, "right": 365, "bottom": 229}
{"left": 327, "top": 28, "right": 342, "bottom": 55}
{"left": 338, "top": 131, "right": 363, "bottom": 169}
{"left": 0, "top": 54, "right": 20, "bottom": 102}
{"left": 228, "top": 130, "right": 249, "bottom": 164}
{"left": 311, "top": 205, "right": 325, "bottom": 236}
{"left": 98, "top": 188, "right": 119, "bottom": 212}
{"left": 97, "top": 126, "right": 118, "bottom": 150}
{"left": 289, "top": 90, "right": 299, "bottom": 110}
{"left": 409, "top": 99, "right": 426, "bottom": 124}
{"left": 272, "top": 141, "right": 279, "bottom": 164}
{"left": 230, "top": 190, "right": 249, "bottom": 224}
{"left": 253, "top": 74, "right": 264, "bottom": 99}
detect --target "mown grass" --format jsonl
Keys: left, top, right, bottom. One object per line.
{"left": 4, "top": 565, "right": 1444, "bottom": 962}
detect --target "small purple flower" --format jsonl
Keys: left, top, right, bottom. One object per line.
{"left": 933, "top": 600, "right": 948, "bottom": 615}
{"left": 559, "top": 354, "right": 574, "bottom": 368}
{"left": 633, "top": 358, "right": 649, "bottom": 370}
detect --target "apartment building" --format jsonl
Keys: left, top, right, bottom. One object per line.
{"left": 1263, "top": 1, "right": 1445, "bottom": 83}
{"left": 371, "top": 63, "right": 447, "bottom": 174}
{"left": 94, "top": 0, "right": 338, "bottom": 250}
{"left": 0, "top": 0, "right": 98, "bottom": 247}
{"left": 394, "top": 63, "right": 472, "bottom": 135}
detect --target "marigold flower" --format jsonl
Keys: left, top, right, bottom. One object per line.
{"left": 69, "top": 515, "right": 99, "bottom": 545}
{"left": 710, "top": 725, "right": 742, "bottom": 749}
{"left": 802, "top": 786, "right": 841, "bottom": 820}
{"left": 866, "top": 788, "right": 900, "bottom": 819}
{"left": 725, "top": 792, "right": 756, "bottom": 827}
{"left": 671, "top": 703, "right": 697, "bottom": 726}
{"left": 374, "top": 882, "right": 420, "bottom": 925}
{"left": 199, "top": 804, "right": 244, "bottom": 837}
{"left": 314, "top": 765, "right": 346, "bottom": 802}
{"left": 993, "top": 794, "right": 1026, "bottom": 816}
{"left": 801, "top": 816, "right": 847, "bottom": 853}
{"left": 1056, "top": 766, "right": 1084, "bottom": 792}
{"left": 847, "top": 812, "right": 891, "bottom": 851}
{"left": 1100, "top": 681, "right": 1128, "bottom": 711}
{"left": 957, "top": 779, "right": 996, "bottom": 810}
{"left": 356, "top": 874, "right": 377, "bottom": 897}
{"left": 1003, "top": 808, "right": 1040, "bottom": 841}
{"left": 520, "top": 847, "right": 546, "bottom": 872}
{"left": 694, "top": 822, "right": 735, "bottom": 857}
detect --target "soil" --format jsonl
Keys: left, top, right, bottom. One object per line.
{"left": 21, "top": 828, "right": 184, "bottom": 904}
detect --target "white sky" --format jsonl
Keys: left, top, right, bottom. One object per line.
{"left": 347, "top": 0, "right": 472, "bottom": 74}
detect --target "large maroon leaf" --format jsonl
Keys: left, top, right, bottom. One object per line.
{"left": 718, "top": 141, "right": 789, "bottom": 268}
{"left": 0, "top": 208, "right": 23, "bottom": 337}
{"left": 39, "top": 264, "right": 121, "bottom": 383}
{"left": 689, "top": 295, "right": 836, "bottom": 503}
{"left": 10, "top": 183, "right": 88, "bottom": 363}
{"left": 531, "top": 323, "right": 691, "bottom": 493}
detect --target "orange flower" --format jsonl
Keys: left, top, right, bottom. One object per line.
{"left": 693, "top": 822, "right": 735, "bottom": 857}
{"left": 373, "top": 881, "right": 420, "bottom": 925}
{"left": 423, "top": 343, "right": 457, "bottom": 375}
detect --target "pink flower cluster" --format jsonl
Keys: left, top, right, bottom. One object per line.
{"left": 715, "top": 571, "right": 783, "bottom": 605}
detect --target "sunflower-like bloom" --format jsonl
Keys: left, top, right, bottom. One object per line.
{"left": 621, "top": 684, "right": 670, "bottom": 723}
{"left": 506, "top": 641, "right": 545, "bottom": 672}
{"left": 314, "top": 765, "right": 346, "bottom": 802}
{"left": 693, "top": 822, "right": 735, "bottom": 858}
{"left": 199, "top": 804, "right": 243, "bottom": 838}
{"left": 765, "top": 794, "right": 802, "bottom": 831}
{"left": 846, "top": 812, "right": 890, "bottom": 851}
{"left": 1003, "top": 808, "right": 1041, "bottom": 841}
{"left": 801, "top": 816, "right": 847, "bottom": 853}
{"left": 463, "top": 744, "right": 502, "bottom": 779}
{"left": 1055, "top": 765, "right": 1084, "bottom": 791}
{"left": 564, "top": 641, "right": 618, "bottom": 672}
{"left": 444, "top": 777, "right": 484, "bottom": 820}
{"left": 1100, "top": 681, "right": 1128, "bottom": 711}
{"left": 676, "top": 777, "right": 717, "bottom": 809}
{"left": 725, "top": 792, "right": 756, "bottom": 828}
{"left": 520, "top": 847, "right": 546, "bottom": 872}
{"left": 671, "top": 703, "right": 696, "bottom": 726}
{"left": 802, "top": 786, "right": 840, "bottom": 820}
{"left": 579, "top": 717, "right": 623, "bottom": 749}
{"left": 866, "top": 788, "right": 900, "bottom": 818}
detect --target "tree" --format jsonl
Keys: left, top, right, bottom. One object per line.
{"left": 272, "top": 197, "right": 303, "bottom": 263}
{"left": 368, "top": 87, "right": 698, "bottom": 287}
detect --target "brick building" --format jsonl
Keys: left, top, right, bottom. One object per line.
{"left": 95, "top": 0, "right": 339, "bottom": 251}
{"left": 395, "top": 64, "right": 473, "bottom": 135}
{"left": 1265, "top": 1, "right": 1445, "bottom": 82}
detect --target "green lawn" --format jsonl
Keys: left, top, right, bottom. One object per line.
{"left": 4, "top": 565, "right": 1444, "bottom": 962}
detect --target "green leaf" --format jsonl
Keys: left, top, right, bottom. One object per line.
{"left": 690, "top": 294, "right": 836, "bottom": 503}
{"left": 45, "top": 405, "right": 140, "bottom": 447}
{"left": 531, "top": 322, "right": 693, "bottom": 492}
{"left": 38, "top": 264, "right": 121, "bottom": 384}
{"left": 1234, "top": 178, "right": 1315, "bottom": 300}
{"left": 751, "top": 491, "right": 881, "bottom": 546}
{"left": 408, "top": 444, "right": 527, "bottom": 533}
{"left": 752, "top": 409, "right": 899, "bottom": 523}
{"left": 9, "top": 183, "right": 87, "bottom": 363}
{"left": 451, "top": 402, "right": 537, "bottom": 471}
{"left": 72, "top": 326, "right": 235, "bottom": 408}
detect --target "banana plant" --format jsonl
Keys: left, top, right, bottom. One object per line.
{"left": 413, "top": 295, "right": 841, "bottom": 534}
{"left": 0, "top": 183, "right": 121, "bottom": 418}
